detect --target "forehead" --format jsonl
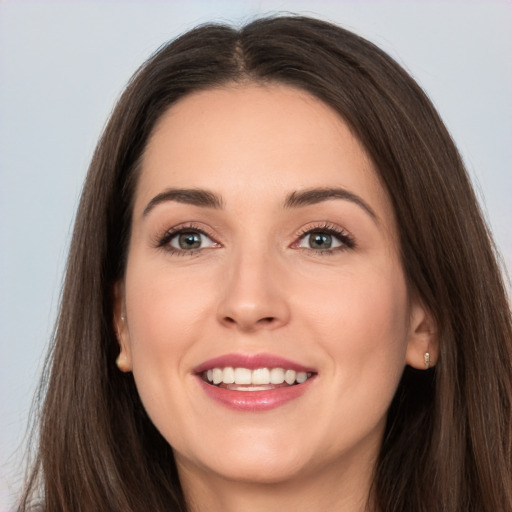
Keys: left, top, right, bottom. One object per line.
{"left": 135, "top": 83, "right": 393, "bottom": 224}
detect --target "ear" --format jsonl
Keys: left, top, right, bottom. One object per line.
{"left": 405, "top": 298, "right": 438, "bottom": 370}
{"left": 113, "top": 281, "right": 132, "bottom": 373}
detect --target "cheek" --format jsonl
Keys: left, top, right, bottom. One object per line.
{"left": 291, "top": 260, "right": 411, "bottom": 457}
{"left": 122, "top": 256, "right": 218, "bottom": 406}
{"left": 301, "top": 258, "right": 411, "bottom": 385}
{"left": 125, "top": 258, "right": 213, "bottom": 351}
{"left": 121, "top": 256, "right": 222, "bottom": 446}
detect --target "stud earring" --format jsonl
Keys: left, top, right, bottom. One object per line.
{"left": 116, "top": 354, "right": 130, "bottom": 373}
{"left": 424, "top": 352, "right": 430, "bottom": 370}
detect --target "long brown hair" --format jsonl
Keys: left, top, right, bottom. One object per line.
{"left": 20, "top": 15, "right": 512, "bottom": 512}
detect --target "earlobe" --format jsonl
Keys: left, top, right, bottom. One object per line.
{"left": 113, "top": 281, "right": 133, "bottom": 373}
{"left": 405, "top": 300, "right": 438, "bottom": 370}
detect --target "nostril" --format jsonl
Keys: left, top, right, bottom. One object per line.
{"left": 221, "top": 315, "right": 277, "bottom": 329}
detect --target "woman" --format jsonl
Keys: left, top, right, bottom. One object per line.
{"left": 19, "top": 15, "right": 512, "bottom": 512}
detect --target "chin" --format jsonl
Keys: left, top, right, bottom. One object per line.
{"left": 201, "top": 458, "right": 307, "bottom": 486}
{"left": 175, "top": 435, "right": 312, "bottom": 486}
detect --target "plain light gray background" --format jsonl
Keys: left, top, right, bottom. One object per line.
{"left": 1, "top": 1, "right": 510, "bottom": 510}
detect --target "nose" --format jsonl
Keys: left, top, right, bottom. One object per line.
{"left": 216, "top": 248, "right": 291, "bottom": 333}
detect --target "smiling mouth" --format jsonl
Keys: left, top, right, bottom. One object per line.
{"left": 201, "top": 367, "right": 315, "bottom": 391}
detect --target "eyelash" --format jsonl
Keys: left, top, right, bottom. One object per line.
{"left": 156, "top": 222, "right": 356, "bottom": 256}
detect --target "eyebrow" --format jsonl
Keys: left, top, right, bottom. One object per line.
{"left": 143, "top": 186, "right": 377, "bottom": 222}
{"left": 143, "top": 188, "right": 223, "bottom": 216}
{"left": 284, "top": 187, "right": 378, "bottom": 222}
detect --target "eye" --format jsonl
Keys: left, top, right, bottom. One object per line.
{"left": 171, "top": 232, "right": 207, "bottom": 250}
{"left": 169, "top": 231, "right": 217, "bottom": 251}
{"left": 158, "top": 226, "right": 219, "bottom": 254}
{"left": 298, "top": 231, "right": 343, "bottom": 250}
{"left": 294, "top": 225, "right": 356, "bottom": 253}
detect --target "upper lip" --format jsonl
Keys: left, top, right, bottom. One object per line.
{"left": 193, "top": 353, "right": 316, "bottom": 374}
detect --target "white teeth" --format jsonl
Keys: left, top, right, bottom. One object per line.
{"left": 284, "top": 369, "right": 296, "bottom": 385}
{"left": 252, "top": 368, "right": 270, "bottom": 385}
{"left": 204, "top": 366, "right": 312, "bottom": 386}
{"left": 222, "top": 367, "right": 235, "bottom": 384}
{"left": 212, "top": 368, "right": 223, "bottom": 385}
{"left": 296, "top": 371, "right": 308, "bottom": 383}
{"left": 231, "top": 385, "right": 271, "bottom": 392}
{"left": 269, "top": 367, "right": 285, "bottom": 384}
{"left": 234, "top": 367, "right": 252, "bottom": 385}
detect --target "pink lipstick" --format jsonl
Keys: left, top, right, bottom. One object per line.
{"left": 194, "top": 353, "right": 317, "bottom": 411}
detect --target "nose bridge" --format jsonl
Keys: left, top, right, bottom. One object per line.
{"left": 217, "top": 239, "right": 290, "bottom": 331}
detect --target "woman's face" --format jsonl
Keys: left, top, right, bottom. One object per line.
{"left": 116, "top": 83, "right": 432, "bottom": 489}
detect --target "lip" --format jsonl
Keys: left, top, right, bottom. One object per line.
{"left": 197, "top": 378, "right": 315, "bottom": 411}
{"left": 194, "top": 353, "right": 317, "bottom": 412}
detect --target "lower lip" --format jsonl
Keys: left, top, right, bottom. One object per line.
{"left": 197, "top": 377, "right": 315, "bottom": 411}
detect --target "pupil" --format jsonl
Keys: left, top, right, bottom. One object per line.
{"left": 179, "top": 232, "right": 201, "bottom": 249}
{"left": 310, "top": 232, "right": 332, "bottom": 249}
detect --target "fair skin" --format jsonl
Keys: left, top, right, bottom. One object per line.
{"left": 115, "top": 83, "right": 436, "bottom": 512}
